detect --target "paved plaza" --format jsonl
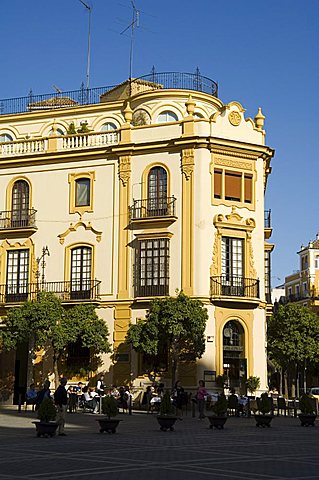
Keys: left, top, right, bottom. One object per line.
{"left": 1, "top": 407, "right": 319, "bottom": 480}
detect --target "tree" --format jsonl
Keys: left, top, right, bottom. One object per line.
{"left": 126, "top": 291, "right": 208, "bottom": 387}
{"left": 0, "top": 292, "right": 111, "bottom": 387}
{"left": 267, "top": 304, "right": 319, "bottom": 397}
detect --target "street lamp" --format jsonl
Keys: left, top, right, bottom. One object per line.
{"left": 36, "top": 246, "right": 50, "bottom": 289}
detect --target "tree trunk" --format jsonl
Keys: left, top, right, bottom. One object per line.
{"left": 291, "top": 364, "right": 296, "bottom": 399}
{"left": 26, "top": 334, "right": 35, "bottom": 389}
{"left": 279, "top": 368, "right": 283, "bottom": 396}
{"left": 284, "top": 370, "right": 288, "bottom": 399}
{"left": 170, "top": 342, "right": 179, "bottom": 389}
{"left": 53, "top": 351, "right": 60, "bottom": 389}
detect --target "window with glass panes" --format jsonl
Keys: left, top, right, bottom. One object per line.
{"left": 70, "top": 246, "right": 92, "bottom": 299}
{"left": 221, "top": 237, "right": 244, "bottom": 294}
{"left": 213, "top": 169, "right": 253, "bottom": 204}
{"left": 135, "top": 238, "right": 169, "bottom": 297}
{"left": 11, "top": 180, "right": 30, "bottom": 227}
{"left": 147, "top": 167, "right": 168, "bottom": 215}
{"left": 75, "top": 178, "right": 90, "bottom": 207}
{"left": 6, "top": 249, "right": 29, "bottom": 301}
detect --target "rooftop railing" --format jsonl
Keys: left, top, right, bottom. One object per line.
{"left": 0, "top": 71, "right": 218, "bottom": 115}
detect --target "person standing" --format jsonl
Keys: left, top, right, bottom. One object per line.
{"left": 54, "top": 378, "right": 68, "bottom": 436}
{"left": 197, "top": 380, "right": 208, "bottom": 419}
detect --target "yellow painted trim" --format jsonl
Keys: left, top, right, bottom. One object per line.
{"left": 214, "top": 307, "right": 254, "bottom": 377}
{"left": 5, "top": 175, "right": 33, "bottom": 212}
{"left": 64, "top": 242, "right": 96, "bottom": 284}
{"left": 68, "top": 171, "right": 95, "bottom": 216}
{"left": 0, "top": 238, "right": 35, "bottom": 285}
{"left": 181, "top": 148, "right": 194, "bottom": 296}
{"left": 141, "top": 162, "right": 171, "bottom": 199}
{"left": 58, "top": 221, "right": 102, "bottom": 245}
{"left": 117, "top": 155, "right": 131, "bottom": 299}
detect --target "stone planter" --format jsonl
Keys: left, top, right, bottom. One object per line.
{"left": 96, "top": 417, "right": 121, "bottom": 433}
{"left": 156, "top": 415, "right": 178, "bottom": 431}
{"left": 33, "top": 421, "right": 59, "bottom": 438}
{"left": 298, "top": 414, "right": 316, "bottom": 427}
{"left": 254, "top": 414, "right": 274, "bottom": 428}
{"left": 206, "top": 415, "right": 228, "bottom": 430}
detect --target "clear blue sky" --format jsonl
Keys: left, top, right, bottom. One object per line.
{"left": 1, "top": 0, "right": 318, "bottom": 286}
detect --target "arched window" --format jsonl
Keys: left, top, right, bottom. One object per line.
{"left": 194, "top": 112, "right": 204, "bottom": 119}
{"left": 147, "top": 166, "right": 168, "bottom": 215}
{"left": 100, "top": 122, "right": 118, "bottom": 131}
{"left": 223, "top": 321, "right": 246, "bottom": 391}
{"left": 11, "top": 180, "right": 30, "bottom": 227}
{"left": 70, "top": 246, "right": 92, "bottom": 300}
{"left": 156, "top": 111, "right": 178, "bottom": 123}
{"left": 0, "top": 133, "right": 13, "bottom": 142}
{"left": 49, "top": 128, "right": 64, "bottom": 136}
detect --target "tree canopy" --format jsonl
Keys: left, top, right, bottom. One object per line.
{"left": 0, "top": 292, "right": 111, "bottom": 386}
{"left": 126, "top": 291, "right": 208, "bottom": 387}
{"left": 267, "top": 303, "right": 319, "bottom": 369}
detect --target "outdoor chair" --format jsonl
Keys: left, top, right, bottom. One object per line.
{"left": 227, "top": 394, "right": 239, "bottom": 416}
{"left": 276, "top": 397, "right": 295, "bottom": 416}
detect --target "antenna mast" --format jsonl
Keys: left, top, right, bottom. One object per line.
{"left": 121, "top": 1, "right": 139, "bottom": 94}
{"left": 79, "top": 0, "right": 92, "bottom": 91}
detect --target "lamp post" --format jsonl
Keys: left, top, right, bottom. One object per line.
{"left": 36, "top": 246, "right": 50, "bottom": 291}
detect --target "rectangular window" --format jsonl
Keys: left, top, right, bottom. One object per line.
{"left": 221, "top": 237, "right": 244, "bottom": 295}
{"left": 214, "top": 169, "right": 253, "bottom": 204}
{"left": 135, "top": 238, "right": 169, "bottom": 297}
{"left": 296, "top": 285, "right": 300, "bottom": 298}
{"left": 214, "top": 170, "right": 222, "bottom": 199}
{"left": 225, "top": 171, "right": 241, "bottom": 201}
{"left": 75, "top": 178, "right": 90, "bottom": 207}
{"left": 6, "top": 249, "right": 29, "bottom": 302}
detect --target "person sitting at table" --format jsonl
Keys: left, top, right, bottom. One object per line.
{"left": 82, "top": 385, "right": 98, "bottom": 412}
{"left": 25, "top": 383, "right": 37, "bottom": 410}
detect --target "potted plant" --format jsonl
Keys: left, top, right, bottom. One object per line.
{"left": 96, "top": 395, "right": 121, "bottom": 433}
{"left": 254, "top": 392, "right": 274, "bottom": 427}
{"left": 298, "top": 393, "right": 316, "bottom": 427}
{"left": 157, "top": 390, "right": 178, "bottom": 431}
{"left": 32, "top": 398, "right": 58, "bottom": 437}
{"left": 246, "top": 376, "right": 260, "bottom": 396}
{"left": 206, "top": 393, "right": 228, "bottom": 429}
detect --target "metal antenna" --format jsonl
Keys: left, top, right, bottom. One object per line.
{"left": 121, "top": 1, "right": 139, "bottom": 95}
{"left": 79, "top": 0, "right": 92, "bottom": 91}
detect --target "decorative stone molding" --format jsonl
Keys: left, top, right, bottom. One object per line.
{"left": 58, "top": 221, "right": 102, "bottom": 245}
{"left": 181, "top": 148, "right": 195, "bottom": 180}
{"left": 118, "top": 155, "right": 131, "bottom": 186}
{"left": 228, "top": 111, "right": 241, "bottom": 126}
{"left": 214, "top": 156, "right": 253, "bottom": 171}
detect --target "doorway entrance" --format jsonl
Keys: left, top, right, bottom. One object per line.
{"left": 223, "top": 320, "right": 247, "bottom": 394}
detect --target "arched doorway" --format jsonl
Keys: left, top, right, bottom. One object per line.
{"left": 223, "top": 320, "right": 247, "bottom": 393}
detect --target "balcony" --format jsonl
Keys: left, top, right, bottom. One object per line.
{"left": 0, "top": 279, "right": 101, "bottom": 304}
{"left": 264, "top": 210, "right": 272, "bottom": 239}
{"left": 0, "top": 208, "right": 37, "bottom": 233}
{"left": 129, "top": 196, "right": 177, "bottom": 227}
{"left": 210, "top": 275, "right": 260, "bottom": 303}
{"left": 0, "top": 131, "right": 119, "bottom": 158}
{"left": 0, "top": 71, "right": 218, "bottom": 116}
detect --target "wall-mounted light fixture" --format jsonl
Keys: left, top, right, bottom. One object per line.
{"left": 206, "top": 335, "right": 214, "bottom": 342}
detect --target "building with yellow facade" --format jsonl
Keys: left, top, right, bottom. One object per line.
{"left": 0, "top": 72, "right": 274, "bottom": 403}
{"left": 283, "top": 233, "right": 319, "bottom": 312}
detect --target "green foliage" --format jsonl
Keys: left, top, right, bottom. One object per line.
{"left": 159, "top": 390, "right": 175, "bottom": 416}
{"left": 210, "top": 393, "right": 228, "bottom": 416}
{"left": 257, "top": 393, "right": 272, "bottom": 415}
{"left": 38, "top": 398, "right": 57, "bottom": 423}
{"left": 246, "top": 376, "right": 260, "bottom": 393}
{"left": 0, "top": 292, "right": 111, "bottom": 381}
{"left": 67, "top": 122, "right": 77, "bottom": 135}
{"left": 267, "top": 304, "right": 319, "bottom": 370}
{"left": 299, "top": 393, "right": 315, "bottom": 415}
{"left": 126, "top": 292, "right": 208, "bottom": 384}
{"left": 102, "top": 395, "right": 119, "bottom": 418}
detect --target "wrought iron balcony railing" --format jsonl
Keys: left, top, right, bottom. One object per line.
{"left": 0, "top": 208, "right": 37, "bottom": 230}
{"left": 210, "top": 275, "right": 260, "bottom": 299}
{"left": 0, "top": 71, "right": 218, "bottom": 115}
{"left": 135, "top": 282, "right": 169, "bottom": 298}
{"left": 129, "top": 196, "right": 176, "bottom": 221}
{"left": 264, "top": 210, "right": 271, "bottom": 229}
{"left": 0, "top": 279, "right": 101, "bottom": 304}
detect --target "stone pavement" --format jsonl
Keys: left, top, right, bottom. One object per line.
{"left": 1, "top": 407, "right": 319, "bottom": 480}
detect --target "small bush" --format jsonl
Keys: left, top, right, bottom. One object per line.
{"left": 37, "top": 398, "right": 57, "bottom": 423}
{"left": 246, "top": 376, "right": 260, "bottom": 394}
{"left": 159, "top": 391, "right": 175, "bottom": 416}
{"left": 299, "top": 394, "right": 315, "bottom": 415}
{"left": 210, "top": 393, "right": 228, "bottom": 416}
{"left": 102, "top": 395, "right": 119, "bottom": 418}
